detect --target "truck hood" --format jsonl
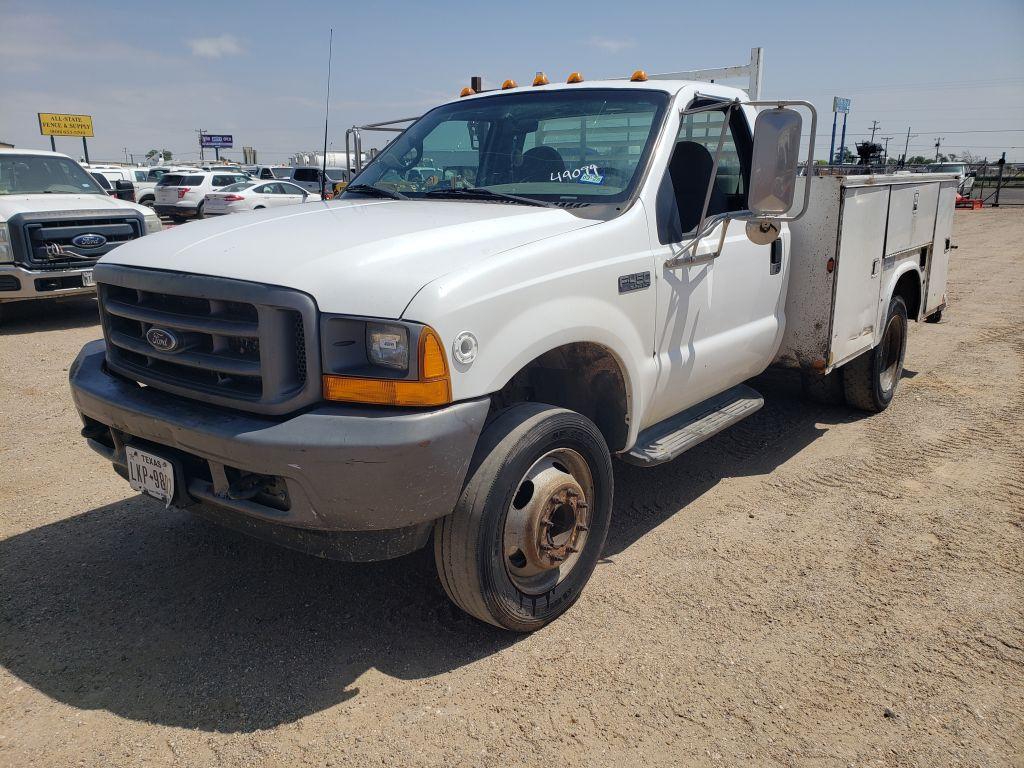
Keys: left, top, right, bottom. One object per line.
{"left": 99, "top": 199, "right": 597, "bottom": 318}
{"left": 0, "top": 193, "right": 152, "bottom": 221}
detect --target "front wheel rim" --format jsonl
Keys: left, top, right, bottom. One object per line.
{"left": 502, "top": 447, "right": 595, "bottom": 595}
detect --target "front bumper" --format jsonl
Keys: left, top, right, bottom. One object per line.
{"left": 69, "top": 340, "right": 490, "bottom": 560}
{"left": 0, "top": 263, "right": 96, "bottom": 301}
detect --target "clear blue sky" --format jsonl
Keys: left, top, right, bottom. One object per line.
{"left": 2, "top": 0, "right": 1022, "bottom": 163}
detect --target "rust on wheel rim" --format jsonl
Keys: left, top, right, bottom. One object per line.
{"left": 503, "top": 448, "right": 594, "bottom": 595}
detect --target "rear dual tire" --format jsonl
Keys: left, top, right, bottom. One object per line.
{"left": 434, "top": 404, "right": 613, "bottom": 632}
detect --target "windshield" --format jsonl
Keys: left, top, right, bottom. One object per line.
{"left": 271, "top": 167, "right": 293, "bottom": 178}
{"left": 325, "top": 168, "right": 347, "bottom": 181}
{"left": 346, "top": 88, "right": 669, "bottom": 205}
{"left": 0, "top": 154, "right": 105, "bottom": 195}
{"left": 220, "top": 182, "right": 256, "bottom": 192}
{"left": 928, "top": 163, "right": 965, "bottom": 174}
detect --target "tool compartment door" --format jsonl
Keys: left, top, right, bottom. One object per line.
{"left": 925, "top": 180, "right": 957, "bottom": 314}
{"left": 830, "top": 185, "right": 889, "bottom": 366}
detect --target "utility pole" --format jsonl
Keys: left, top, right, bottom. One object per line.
{"left": 934, "top": 136, "right": 944, "bottom": 162}
{"left": 196, "top": 129, "right": 206, "bottom": 162}
{"left": 901, "top": 127, "right": 917, "bottom": 168}
{"left": 881, "top": 136, "right": 893, "bottom": 168}
{"left": 123, "top": 147, "right": 129, "bottom": 164}
{"left": 869, "top": 120, "right": 880, "bottom": 144}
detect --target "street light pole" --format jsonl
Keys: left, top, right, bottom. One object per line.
{"left": 934, "top": 136, "right": 944, "bottom": 162}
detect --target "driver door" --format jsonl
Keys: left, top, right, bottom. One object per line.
{"left": 644, "top": 104, "right": 786, "bottom": 429}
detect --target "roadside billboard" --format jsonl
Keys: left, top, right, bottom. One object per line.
{"left": 38, "top": 113, "right": 94, "bottom": 137}
{"left": 201, "top": 134, "right": 233, "bottom": 148}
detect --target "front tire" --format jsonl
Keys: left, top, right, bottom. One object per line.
{"left": 844, "top": 295, "right": 908, "bottom": 412}
{"left": 194, "top": 202, "right": 205, "bottom": 220}
{"left": 434, "top": 403, "right": 613, "bottom": 632}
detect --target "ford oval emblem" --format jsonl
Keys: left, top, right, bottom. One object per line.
{"left": 71, "top": 233, "right": 107, "bottom": 249}
{"left": 146, "top": 327, "right": 179, "bottom": 352}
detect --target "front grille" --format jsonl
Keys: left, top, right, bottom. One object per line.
{"left": 96, "top": 265, "right": 320, "bottom": 415}
{"left": 7, "top": 211, "right": 144, "bottom": 270}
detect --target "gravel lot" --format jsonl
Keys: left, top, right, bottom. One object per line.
{"left": 1, "top": 209, "right": 1021, "bottom": 767}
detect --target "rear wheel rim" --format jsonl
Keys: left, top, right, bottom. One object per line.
{"left": 879, "top": 311, "right": 905, "bottom": 392}
{"left": 502, "top": 447, "right": 594, "bottom": 595}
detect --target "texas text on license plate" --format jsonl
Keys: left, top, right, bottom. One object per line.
{"left": 81, "top": 270, "right": 95, "bottom": 287}
{"left": 126, "top": 446, "right": 175, "bottom": 506}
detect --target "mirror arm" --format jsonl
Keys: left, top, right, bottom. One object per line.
{"left": 665, "top": 213, "right": 736, "bottom": 269}
{"left": 744, "top": 98, "right": 818, "bottom": 224}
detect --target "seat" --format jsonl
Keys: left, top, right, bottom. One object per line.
{"left": 668, "top": 141, "right": 727, "bottom": 233}
{"left": 516, "top": 146, "right": 565, "bottom": 183}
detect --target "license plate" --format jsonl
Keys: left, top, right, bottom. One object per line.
{"left": 81, "top": 270, "right": 95, "bottom": 287}
{"left": 126, "top": 446, "right": 175, "bottom": 506}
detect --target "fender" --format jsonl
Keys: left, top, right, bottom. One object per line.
{"left": 877, "top": 260, "right": 922, "bottom": 342}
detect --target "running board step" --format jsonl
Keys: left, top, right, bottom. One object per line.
{"left": 622, "top": 384, "right": 764, "bottom": 467}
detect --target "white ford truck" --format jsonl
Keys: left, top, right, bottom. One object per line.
{"left": 1, "top": 148, "right": 161, "bottom": 317}
{"left": 69, "top": 63, "right": 954, "bottom": 631}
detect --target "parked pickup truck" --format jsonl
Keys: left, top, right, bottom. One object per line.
{"left": 1, "top": 148, "right": 161, "bottom": 318}
{"left": 69, "top": 66, "right": 954, "bottom": 631}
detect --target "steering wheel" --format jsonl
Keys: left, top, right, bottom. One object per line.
{"left": 597, "top": 167, "right": 628, "bottom": 187}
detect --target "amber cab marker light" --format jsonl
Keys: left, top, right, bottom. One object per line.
{"left": 630, "top": 70, "right": 648, "bottom": 82}
{"left": 532, "top": 71, "right": 549, "bottom": 86}
{"left": 566, "top": 72, "right": 584, "bottom": 84}
{"left": 460, "top": 86, "right": 475, "bottom": 97}
{"left": 322, "top": 327, "right": 452, "bottom": 407}
{"left": 501, "top": 79, "right": 518, "bottom": 90}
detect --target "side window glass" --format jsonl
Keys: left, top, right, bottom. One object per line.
{"left": 675, "top": 109, "right": 749, "bottom": 214}
{"left": 658, "top": 106, "right": 752, "bottom": 242}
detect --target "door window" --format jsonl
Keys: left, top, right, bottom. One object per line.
{"left": 658, "top": 104, "right": 752, "bottom": 242}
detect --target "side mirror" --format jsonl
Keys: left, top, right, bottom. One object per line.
{"left": 748, "top": 107, "right": 802, "bottom": 216}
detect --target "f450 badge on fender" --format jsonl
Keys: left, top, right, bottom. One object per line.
{"left": 618, "top": 271, "right": 651, "bottom": 294}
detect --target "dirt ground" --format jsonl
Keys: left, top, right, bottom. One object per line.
{"left": 1, "top": 209, "right": 1021, "bottom": 767}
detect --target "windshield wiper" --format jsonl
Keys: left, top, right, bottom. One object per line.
{"left": 424, "top": 187, "right": 553, "bottom": 208}
{"left": 343, "top": 184, "right": 407, "bottom": 200}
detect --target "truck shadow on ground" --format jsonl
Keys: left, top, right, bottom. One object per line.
{"left": 0, "top": 368, "right": 860, "bottom": 733}
{"left": 0, "top": 297, "right": 100, "bottom": 335}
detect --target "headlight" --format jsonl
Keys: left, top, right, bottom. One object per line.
{"left": 143, "top": 213, "right": 162, "bottom": 234}
{"left": 321, "top": 316, "right": 451, "bottom": 407}
{"left": 366, "top": 322, "right": 409, "bottom": 370}
{"left": 0, "top": 223, "right": 11, "bottom": 264}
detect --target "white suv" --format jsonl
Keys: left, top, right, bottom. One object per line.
{"left": 153, "top": 170, "right": 250, "bottom": 221}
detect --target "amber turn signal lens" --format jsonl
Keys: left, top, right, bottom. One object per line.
{"left": 501, "top": 79, "right": 518, "bottom": 90}
{"left": 566, "top": 72, "right": 584, "bottom": 83}
{"left": 323, "top": 326, "right": 452, "bottom": 407}
{"left": 322, "top": 375, "right": 451, "bottom": 407}
{"left": 630, "top": 69, "right": 648, "bottom": 82}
